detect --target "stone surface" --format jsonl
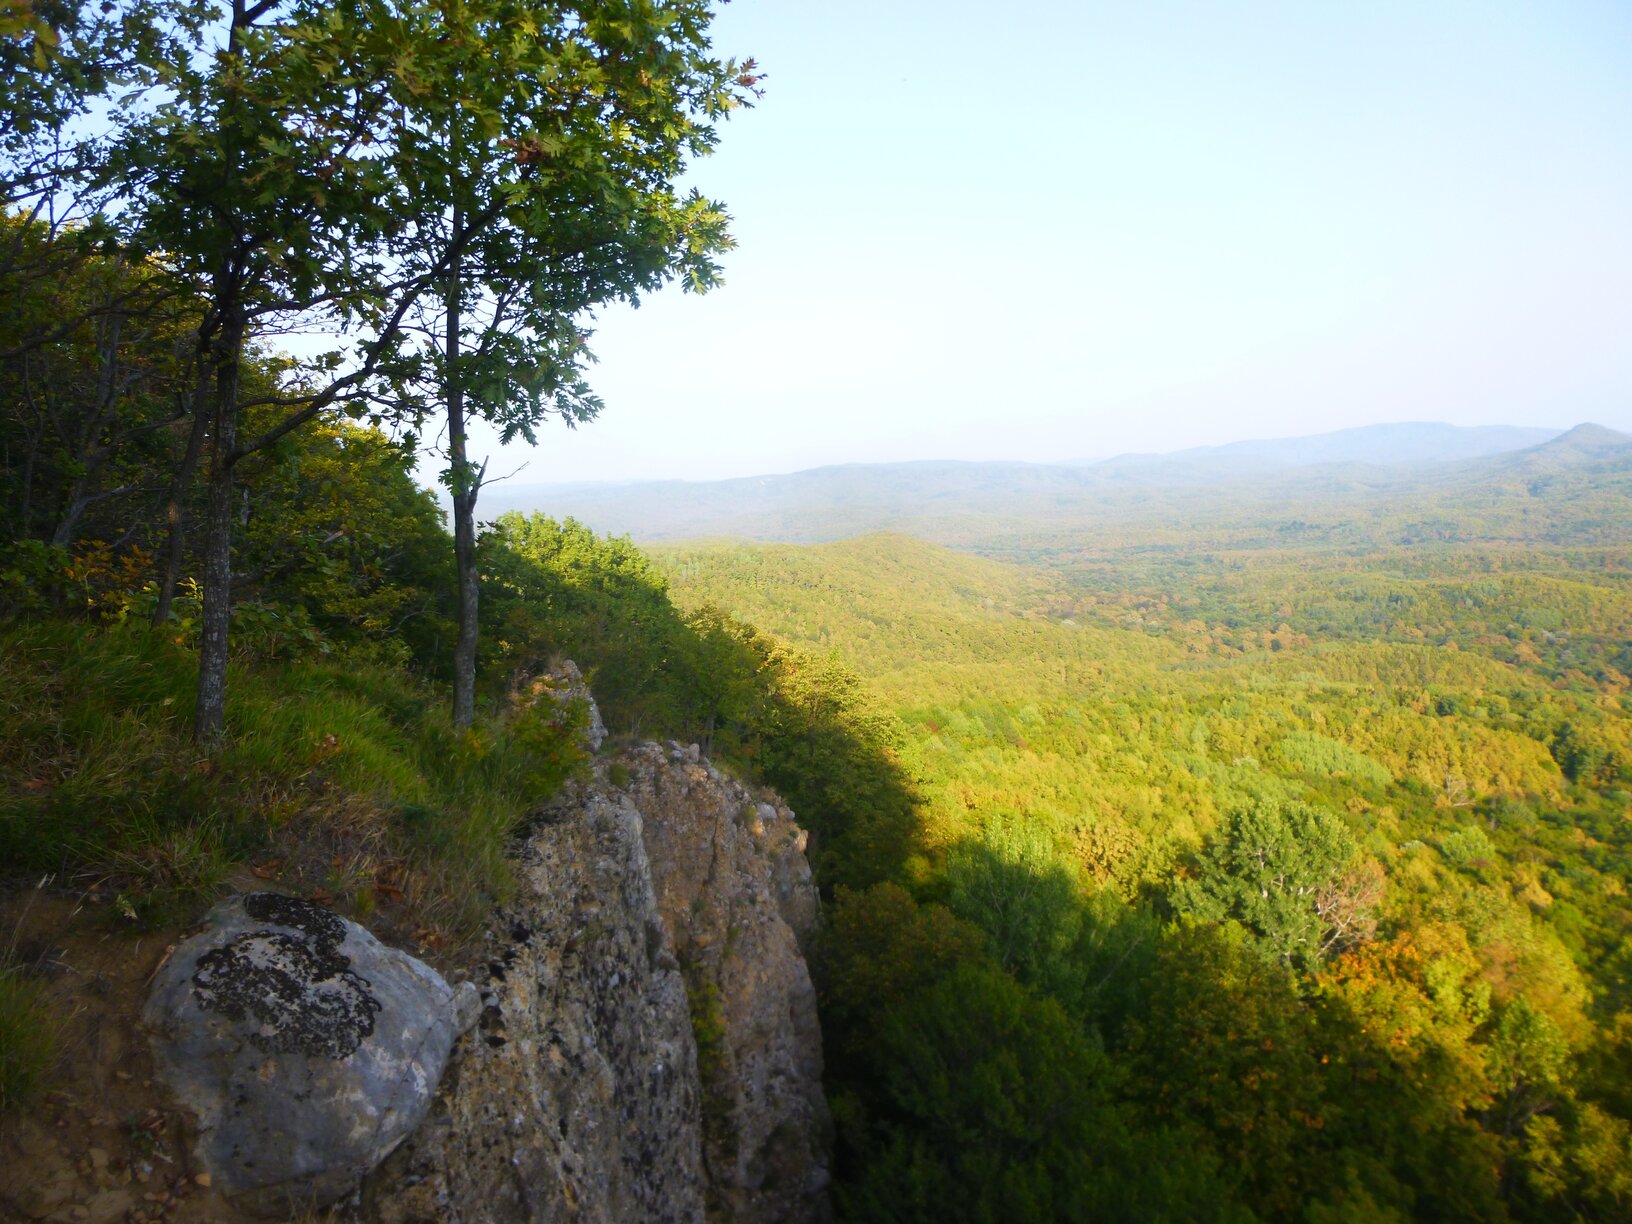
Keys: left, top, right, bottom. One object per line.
{"left": 516, "top": 658, "right": 606, "bottom": 752}
{"left": 143, "top": 892, "right": 479, "bottom": 1216}
{"left": 364, "top": 773, "right": 708, "bottom": 1223}
{"left": 366, "top": 672, "right": 829, "bottom": 1223}
{"left": 631, "top": 743, "right": 830, "bottom": 1223}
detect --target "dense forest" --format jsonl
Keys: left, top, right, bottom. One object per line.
{"left": 654, "top": 505, "right": 1632, "bottom": 1219}
{"left": 5, "top": 1, "right": 1632, "bottom": 1221}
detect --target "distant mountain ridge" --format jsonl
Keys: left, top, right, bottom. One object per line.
{"left": 1091, "top": 421, "right": 1558, "bottom": 473}
{"left": 479, "top": 421, "right": 1630, "bottom": 550}
{"left": 1515, "top": 422, "right": 1632, "bottom": 462}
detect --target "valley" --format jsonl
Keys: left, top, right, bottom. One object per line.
{"left": 605, "top": 427, "right": 1632, "bottom": 1217}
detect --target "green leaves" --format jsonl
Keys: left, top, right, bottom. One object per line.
{"left": 1175, "top": 798, "right": 1375, "bottom": 969}
{"left": 401, "top": 0, "right": 752, "bottom": 413}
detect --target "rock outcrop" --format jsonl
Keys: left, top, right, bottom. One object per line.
{"left": 630, "top": 740, "right": 829, "bottom": 1222}
{"left": 364, "top": 759, "right": 708, "bottom": 1223}
{"left": 135, "top": 663, "right": 828, "bottom": 1223}
{"left": 366, "top": 670, "right": 829, "bottom": 1223}
{"left": 143, "top": 891, "right": 480, "bottom": 1216}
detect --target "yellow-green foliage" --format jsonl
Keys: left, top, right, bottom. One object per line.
{"left": 659, "top": 529, "right": 1632, "bottom": 1221}
{"left": 683, "top": 963, "right": 727, "bottom": 1085}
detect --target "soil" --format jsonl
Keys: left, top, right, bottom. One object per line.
{"left": 0, "top": 884, "right": 339, "bottom": 1224}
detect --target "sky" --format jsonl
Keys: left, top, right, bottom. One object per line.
{"left": 456, "top": 0, "right": 1632, "bottom": 487}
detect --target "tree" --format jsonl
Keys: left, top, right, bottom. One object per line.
{"left": 113, "top": 0, "right": 757, "bottom": 743}
{"left": 1175, "top": 799, "right": 1379, "bottom": 969}
{"left": 234, "top": 415, "right": 453, "bottom": 664}
{"left": 2, "top": 1, "right": 205, "bottom": 392}
{"left": 112, "top": 0, "right": 457, "bottom": 743}
{"left": 0, "top": 213, "right": 201, "bottom": 549}
{"left": 385, "top": 0, "right": 758, "bottom": 726}
{"left": 1488, "top": 997, "right": 1569, "bottom": 1143}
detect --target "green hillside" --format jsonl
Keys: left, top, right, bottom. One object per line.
{"left": 661, "top": 534, "right": 1118, "bottom": 697}
{"left": 658, "top": 528, "right": 1632, "bottom": 1219}
{"left": 7, "top": 2, "right": 1631, "bottom": 1216}
{"left": 658, "top": 533, "right": 1627, "bottom": 860}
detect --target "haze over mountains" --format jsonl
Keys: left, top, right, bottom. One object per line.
{"left": 1086, "top": 422, "right": 1558, "bottom": 474}
{"left": 483, "top": 421, "right": 1632, "bottom": 553}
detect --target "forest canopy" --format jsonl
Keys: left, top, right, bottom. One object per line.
{"left": 656, "top": 525, "right": 1632, "bottom": 1220}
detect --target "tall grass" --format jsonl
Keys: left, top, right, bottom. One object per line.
{"left": 0, "top": 620, "right": 582, "bottom": 931}
{"left": 0, "top": 966, "right": 53, "bottom": 1110}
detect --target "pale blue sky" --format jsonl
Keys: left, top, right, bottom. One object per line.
{"left": 464, "top": 0, "right": 1632, "bottom": 485}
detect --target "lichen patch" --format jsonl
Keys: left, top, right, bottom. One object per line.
{"left": 190, "top": 893, "right": 381, "bottom": 1060}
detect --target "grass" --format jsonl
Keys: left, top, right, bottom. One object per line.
{"left": 0, "top": 618, "right": 584, "bottom": 937}
{"left": 0, "top": 966, "right": 53, "bottom": 1111}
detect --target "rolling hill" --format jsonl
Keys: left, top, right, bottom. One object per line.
{"left": 482, "top": 422, "right": 1630, "bottom": 557}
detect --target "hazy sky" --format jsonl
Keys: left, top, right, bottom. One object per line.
{"left": 458, "top": 0, "right": 1632, "bottom": 486}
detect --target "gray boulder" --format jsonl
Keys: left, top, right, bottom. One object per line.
{"left": 144, "top": 891, "right": 478, "bottom": 1216}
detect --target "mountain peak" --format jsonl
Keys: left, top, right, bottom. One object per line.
{"left": 1546, "top": 422, "right": 1632, "bottom": 452}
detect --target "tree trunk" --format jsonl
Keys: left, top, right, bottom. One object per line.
{"left": 154, "top": 353, "right": 214, "bottom": 624}
{"left": 49, "top": 489, "right": 94, "bottom": 549}
{"left": 193, "top": 311, "right": 243, "bottom": 748}
{"left": 451, "top": 446, "right": 479, "bottom": 730}
{"left": 17, "top": 436, "right": 36, "bottom": 540}
{"left": 447, "top": 206, "right": 478, "bottom": 730}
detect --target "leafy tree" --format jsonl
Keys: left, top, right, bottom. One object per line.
{"left": 1176, "top": 797, "right": 1378, "bottom": 969}
{"left": 1120, "top": 920, "right": 1511, "bottom": 1219}
{"left": 1, "top": 0, "right": 199, "bottom": 511}
{"left": 1551, "top": 721, "right": 1622, "bottom": 786}
{"left": 846, "top": 959, "right": 1235, "bottom": 1222}
{"left": 107, "top": 0, "right": 759, "bottom": 742}
{"left": 0, "top": 213, "right": 208, "bottom": 550}
{"left": 944, "top": 818, "right": 1080, "bottom": 979}
{"left": 1489, "top": 997, "right": 1570, "bottom": 1143}
{"left": 1515, "top": 1103, "right": 1632, "bottom": 1219}
{"left": 1, "top": 0, "right": 184, "bottom": 248}
{"left": 235, "top": 417, "right": 452, "bottom": 664}
{"left": 112, "top": 0, "right": 458, "bottom": 742}
{"left": 818, "top": 883, "right": 987, "bottom": 1049}
{"left": 482, "top": 511, "right": 687, "bottom": 727}
{"left": 383, "top": 0, "right": 758, "bottom": 726}
{"left": 742, "top": 640, "right": 920, "bottom": 888}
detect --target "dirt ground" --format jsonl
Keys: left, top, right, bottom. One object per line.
{"left": 1, "top": 885, "right": 290, "bottom": 1224}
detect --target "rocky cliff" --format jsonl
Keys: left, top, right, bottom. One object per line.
{"left": 1, "top": 665, "right": 829, "bottom": 1224}
{"left": 362, "top": 667, "right": 830, "bottom": 1222}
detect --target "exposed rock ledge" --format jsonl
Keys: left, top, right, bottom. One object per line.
{"left": 362, "top": 668, "right": 831, "bottom": 1223}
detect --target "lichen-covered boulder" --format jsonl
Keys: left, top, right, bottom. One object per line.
{"left": 143, "top": 892, "right": 478, "bottom": 1216}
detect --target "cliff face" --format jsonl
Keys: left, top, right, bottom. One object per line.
{"left": 365, "top": 669, "right": 830, "bottom": 1223}
{"left": 0, "top": 666, "right": 828, "bottom": 1224}
{"left": 627, "top": 739, "right": 829, "bottom": 1221}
